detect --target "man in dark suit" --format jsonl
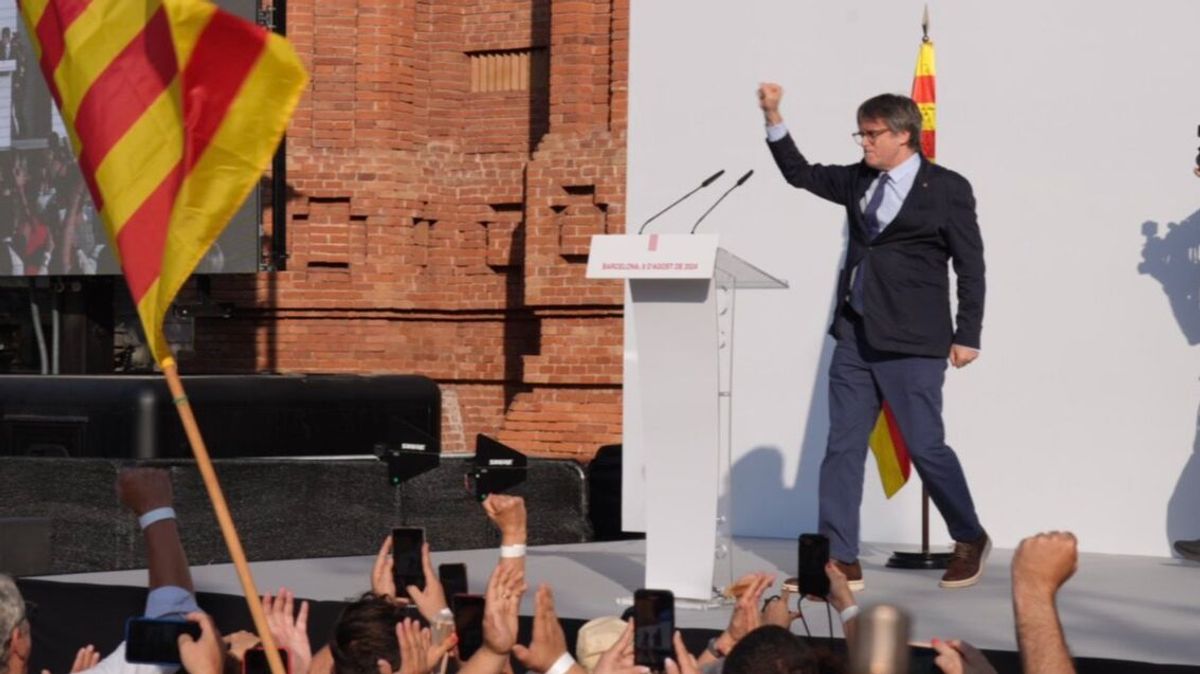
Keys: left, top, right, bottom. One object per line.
{"left": 759, "top": 84, "right": 989, "bottom": 589}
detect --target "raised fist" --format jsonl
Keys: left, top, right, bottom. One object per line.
{"left": 758, "top": 83, "right": 783, "bottom": 114}
{"left": 1012, "top": 531, "right": 1078, "bottom": 599}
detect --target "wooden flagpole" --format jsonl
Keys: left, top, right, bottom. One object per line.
{"left": 162, "top": 357, "right": 287, "bottom": 674}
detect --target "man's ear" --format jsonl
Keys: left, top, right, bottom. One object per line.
{"left": 10, "top": 624, "right": 30, "bottom": 660}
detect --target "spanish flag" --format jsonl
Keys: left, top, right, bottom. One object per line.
{"left": 867, "top": 34, "right": 936, "bottom": 498}
{"left": 19, "top": 0, "right": 308, "bottom": 365}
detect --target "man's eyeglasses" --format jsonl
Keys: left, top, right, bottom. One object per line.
{"left": 851, "top": 128, "right": 892, "bottom": 146}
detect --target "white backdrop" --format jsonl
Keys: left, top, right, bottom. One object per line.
{"left": 624, "top": 0, "right": 1200, "bottom": 557}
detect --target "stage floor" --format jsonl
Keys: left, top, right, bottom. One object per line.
{"left": 37, "top": 537, "right": 1200, "bottom": 667}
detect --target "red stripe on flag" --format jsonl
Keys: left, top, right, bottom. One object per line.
{"left": 72, "top": 6, "right": 177, "bottom": 209}
{"left": 920, "top": 130, "right": 935, "bottom": 160}
{"left": 179, "top": 10, "right": 268, "bottom": 171}
{"left": 115, "top": 163, "right": 182, "bottom": 302}
{"left": 911, "top": 74, "right": 936, "bottom": 102}
{"left": 882, "top": 403, "right": 912, "bottom": 480}
{"left": 33, "top": 0, "right": 92, "bottom": 106}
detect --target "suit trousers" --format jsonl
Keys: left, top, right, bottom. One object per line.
{"left": 820, "top": 307, "right": 984, "bottom": 562}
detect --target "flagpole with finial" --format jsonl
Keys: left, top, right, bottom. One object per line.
{"left": 885, "top": 5, "right": 953, "bottom": 571}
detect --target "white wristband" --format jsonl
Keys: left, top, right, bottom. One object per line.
{"left": 138, "top": 507, "right": 176, "bottom": 530}
{"left": 545, "top": 652, "right": 576, "bottom": 674}
{"left": 499, "top": 544, "right": 527, "bottom": 558}
{"left": 839, "top": 605, "right": 860, "bottom": 624}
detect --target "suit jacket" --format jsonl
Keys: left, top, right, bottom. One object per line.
{"left": 768, "top": 133, "right": 984, "bottom": 357}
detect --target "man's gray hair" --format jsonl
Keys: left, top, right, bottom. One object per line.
{"left": 857, "top": 93, "right": 924, "bottom": 152}
{"left": 0, "top": 574, "right": 27, "bottom": 673}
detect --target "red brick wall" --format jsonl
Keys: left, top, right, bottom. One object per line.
{"left": 184, "top": 0, "right": 629, "bottom": 460}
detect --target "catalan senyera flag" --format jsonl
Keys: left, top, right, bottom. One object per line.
{"left": 911, "top": 38, "right": 936, "bottom": 161}
{"left": 868, "top": 401, "right": 912, "bottom": 498}
{"left": 19, "top": 0, "right": 307, "bottom": 364}
{"left": 866, "top": 35, "right": 937, "bottom": 499}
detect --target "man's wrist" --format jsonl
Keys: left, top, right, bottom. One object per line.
{"left": 714, "top": 632, "right": 736, "bottom": 655}
{"left": 500, "top": 533, "right": 527, "bottom": 546}
{"left": 545, "top": 652, "right": 576, "bottom": 674}
{"left": 138, "top": 506, "right": 177, "bottom": 530}
{"left": 765, "top": 111, "right": 783, "bottom": 126}
{"left": 1013, "top": 583, "right": 1057, "bottom": 607}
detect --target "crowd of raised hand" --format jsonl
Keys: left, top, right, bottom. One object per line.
{"left": 0, "top": 468, "right": 1083, "bottom": 674}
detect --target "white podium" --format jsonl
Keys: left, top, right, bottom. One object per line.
{"left": 587, "top": 234, "right": 787, "bottom": 605}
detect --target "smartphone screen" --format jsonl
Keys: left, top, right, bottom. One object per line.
{"left": 633, "top": 589, "right": 674, "bottom": 671}
{"left": 124, "top": 617, "right": 202, "bottom": 665}
{"left": 452, "top": 594, "right": 486, "bottom": 660}
{"left": 244, "top": 648, "right": 290, "bottom": 674}
{"left": 797, "top": 533, "right": 831, "bottom": 598}
{"left": 392, "top": 527, "right": 426, "bottom": 592}
{"left": 438, "top": 562, "right": 468, "bottom": 599}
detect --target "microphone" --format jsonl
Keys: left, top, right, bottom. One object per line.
{"left": 689, "top": 170, "right": 754, "bottom": 234}
{"left": 637, "top": 169, "right": 725, "bottom": 234}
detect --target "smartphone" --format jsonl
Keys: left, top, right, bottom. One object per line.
{"left": 392, "top": 527, "right": 426, "bottom": 592}
{"left": 633, "top": 589, "right": 674, "bottom": 671}
{"left": 438, "top": 562, "right": 468, "bottom": 599}
{"left": 452, "top": 594, "right": 486, "bottom": 660}
{"left": 124, "top": 617, "right": 202, "bottom": 665}
{"left": 797, "top": 533, "right": 831, "bottom": 598}
{"left": 244, "top": 648, "right": 291, "bottom": 674}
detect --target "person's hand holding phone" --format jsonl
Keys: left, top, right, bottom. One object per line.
{"left": 662, "top": 632, "right": 700, "bottom": 674}
{"left": 177, "top": 613, "right": 223, "bottom": 674}
{"left": 371, "top": 534, "right": 399, "bottom": 600}
{"left": 405, "top": 543, "right": 449, "bottom": 622}
{"left": 592, "top": 621, "right": 648, "bottom": 674}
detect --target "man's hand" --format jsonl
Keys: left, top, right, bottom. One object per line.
{"left": 41, "top": 644, "right": 101, "bottom": 674}
{"left": 717, "top": 572, "right": 773, "bottom": 654}
{"left": 663, "top": 632, "right": 700, "bottom": 674}
{"left": 481, "top": 564, "right": 525, "bottom": 656}
{"left": 949, "top": 345, "right": 979, "bottom": 369}
{"left": 1012, "top": 532, "right": 1078, "bottom": 601}
{"left": 931, "top": 638, "right": 998, "bottom": 674}
{"left": 376, "top": 618, "right": 454, "bottom": 674}
{"left": 222, "top": 631, "right": 261, "bottom": 661}
{"left": 757, "top": 83, "right": 783, "bottom": 126}
{"left": 592, "top": 622, "right": 649, "bottom": 674}
{"left": 117, "top": 467, "right": 174, "bottom": 516}
{"left": 483, "top": 495, "right": 527, "bottom": 545}
{"left": 824, "top": 561, "right": 856, "bottom": 613}
{"left": 177, "top": 613, "right": 224, "bottom": 674}
{"left": 369, "top": 534, "right": 410, "bottom": 602}
{"left": 406, "top": 543, "right": 450, "bottom": 622}
{"left": 512, "top": 585, "right": 569, "bottom": 673}
{"left": 760, "top": 588, "right": 802, "bottom": 630}
{"left": 263, "top": 588, "right": 313, "bottom": 674}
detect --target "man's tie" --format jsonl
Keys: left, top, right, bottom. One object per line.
{"left": 850, "top": 173, "right": 890, "bottom": 314}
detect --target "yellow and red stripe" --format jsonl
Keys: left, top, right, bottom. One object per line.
{"left": 910, "top": 40, "right": 936, "bottom": 161}
{"left": 19, "top": 0, "right": 307, "bottom": 364}
{"left": 868, "top": 402, "right": 912, "bottom": 499}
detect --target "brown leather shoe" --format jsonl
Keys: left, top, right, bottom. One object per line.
{"left": 940, "top": 532, "right": 991, "bottom": 588}
{"left": 834, "top": 560, "right": 865, "bottom": 592}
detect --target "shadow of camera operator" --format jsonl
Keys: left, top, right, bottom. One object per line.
{"left": 1139, "top": 209, "right": 1200, "bottom": 552}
